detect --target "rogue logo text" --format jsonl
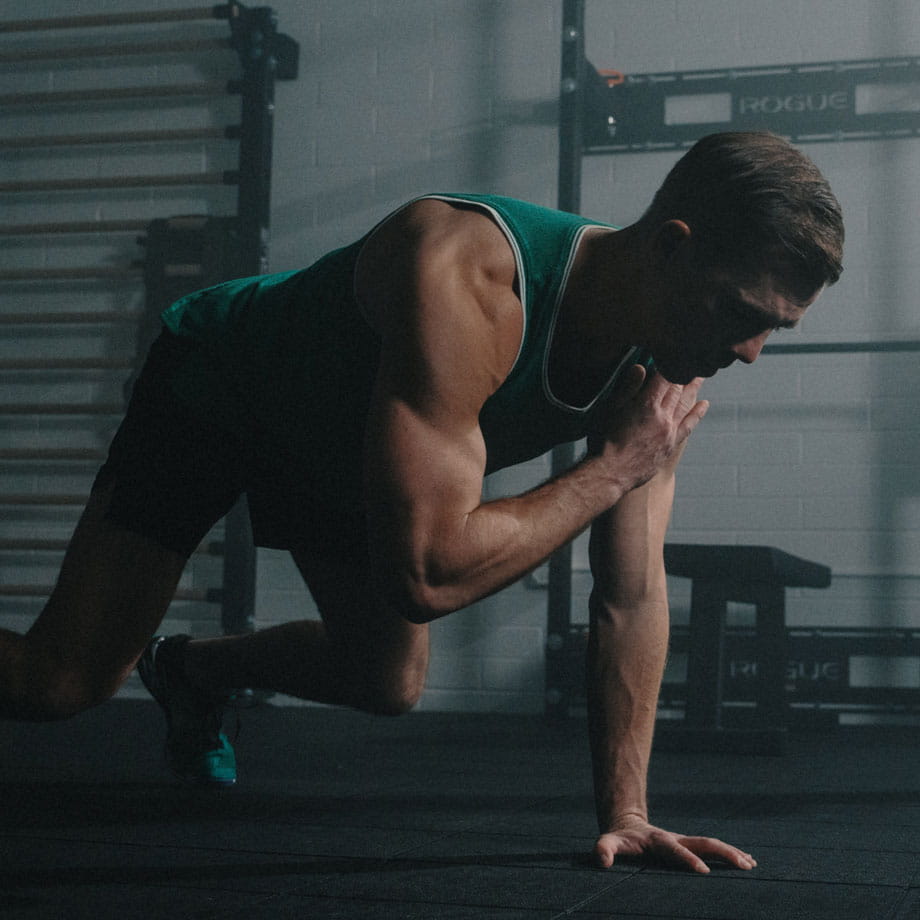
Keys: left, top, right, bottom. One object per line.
{"left": 737, "top": 91, "right": 849, "bottom": 115}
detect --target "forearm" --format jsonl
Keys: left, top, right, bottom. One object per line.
{"left": 400, "top": 451, "right": 633, "bottom": 619}
{"left": 587, "top": 593, "right": 670, "bottom": 830}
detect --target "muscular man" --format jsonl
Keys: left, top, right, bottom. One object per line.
{"left": 0, "top": 132, "right": 843, "bottom": 873}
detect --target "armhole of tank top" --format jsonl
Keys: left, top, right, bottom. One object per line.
{"left": 352, "top": 194, "right": 528, "bottom": 375}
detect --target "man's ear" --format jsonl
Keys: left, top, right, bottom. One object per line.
{"left": 652, "top": 219, "right": 691, "bottom": 264}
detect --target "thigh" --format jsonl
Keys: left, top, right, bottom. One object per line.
{"left": 288, "top": 543, "right": 429, "bottom": 681}
{"left": 25, "top": 483, "right": 189, "bottom": 708}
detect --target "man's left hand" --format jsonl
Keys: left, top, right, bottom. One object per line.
{"left": 593, "top": 817, "right": 757, "bottom": 874}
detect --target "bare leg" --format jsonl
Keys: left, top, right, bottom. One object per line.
{"left": 183, "top": 546, "right": 430, "bottom": 716}
{"left": 0, "top": 484, "right": 187, "bottom": 720}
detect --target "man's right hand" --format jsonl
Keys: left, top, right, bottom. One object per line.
{"left": 591, "top": 366, "right": 708, "bottom": 492}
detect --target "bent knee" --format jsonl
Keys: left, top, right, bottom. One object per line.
{"left": 31, "top": 672, "right": 116, "bottom": 720}
{"left": 24, "top": 655, "right": 124, "bottom": 721}
{"left": 363, "top": 674, "right": 425, "bottom": 717}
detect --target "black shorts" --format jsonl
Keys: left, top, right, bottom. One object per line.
{"left": 93, "top": 333, "right": 255, "bottom": 557}
{"left": 94, "top": 332, "right": 369, "bottom": 561}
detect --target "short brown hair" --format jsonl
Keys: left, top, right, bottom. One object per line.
{"left": 643, "top": 132, "right": 844, "bottom": 298}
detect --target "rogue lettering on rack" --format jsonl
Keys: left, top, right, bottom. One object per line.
{"left": 738, "top": 91, "right": 848, "bottom": 115}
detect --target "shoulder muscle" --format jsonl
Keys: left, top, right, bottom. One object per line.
{"left": 356, "top": 198, "right": 523, "bottom": 410}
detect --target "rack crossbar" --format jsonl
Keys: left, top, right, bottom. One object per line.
{"left": 764, "top": 339, "right": 920, "bottom": 354}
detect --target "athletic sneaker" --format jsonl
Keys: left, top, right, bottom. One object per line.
{"left": 138, "top": 635, "right": 237, "bottom": 786}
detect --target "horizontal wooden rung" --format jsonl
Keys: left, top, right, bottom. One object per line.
{"left": 0, "top": 494, "right": 89, "bottom": 505}
{"left": 0, "top": 37, "right": 231, "bottom": 65}
{"left": 0, "top": 404, "right": 124, "bottom": 416}
{"left": 0, "top": 357, "right": 133, "bottom": 370}
{"left": 0, "top": 81, "right": 235, "bottom": 108}
{"left": 0, "top": 219, "right": 149, "bottom": 236}
{"left": 0, "top": 6, "right": 232, "bottom": 33}
{"left": 0, "top": 268, "right": 143, "bottom": 283}
{"left": 0, "top": 584, "right": 222, "bottom": 602}
{"left": 0, "top": 538, "right": 70, "bottom": 552}
{"left": 1, "top": 171, "right": 237, "bottom": 194}
{"left": 0, "top": 127, "right": 235, "bottom": 152}
{"left": 0, "top": 537, "right": 224, "bottom": 555}
{"left": 0, "top": 448, "right": 107, "bottom": 461}
{"left": 0, "top": 310, "right": 142, "bottom": 324}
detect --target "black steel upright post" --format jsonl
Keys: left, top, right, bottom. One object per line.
{"left": 557, "top": 0, "right": 585, "bottom": 216}
{"left": 546, "top": 0, "right": 586, "bottom": 719}
{"left": 219, "top": 4, "right": 283, "bottom": 636}
{"left": 230, "top": 3, "right": 280, "bottom": 275}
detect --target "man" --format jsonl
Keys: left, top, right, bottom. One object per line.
{"left": 0, "top": 132, "right": 843, "bottom": 874}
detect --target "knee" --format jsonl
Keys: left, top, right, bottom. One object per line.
{"left": 30, "top": 671, "right": 114, "bottom": 720}
{"left": 362, "top": 672, "right": 425, "bottom": 717}
{"left": 21, "top": 650, "right": 122, "bottom": 721}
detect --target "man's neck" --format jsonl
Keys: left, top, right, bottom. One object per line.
{"left": 548, "top": 224, "right": 649, "bottom": 406}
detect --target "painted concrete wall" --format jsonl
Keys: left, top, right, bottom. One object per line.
{"left": 1, "top": 0, "right": 917, "bottom": 713}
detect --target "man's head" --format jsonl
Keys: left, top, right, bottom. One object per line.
{"left": 642, "top": 131, "right": 844, "bottom": 299}
{"left": 633, "top": 132, "right": 843, "bottom": 383}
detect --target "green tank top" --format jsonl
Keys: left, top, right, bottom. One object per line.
{"left": 161, "top": 194, "right": 647, "bottom": 480}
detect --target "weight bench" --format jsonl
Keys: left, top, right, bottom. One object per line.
{"left": 663, "top": 544, "right": 832, "bottom": 753}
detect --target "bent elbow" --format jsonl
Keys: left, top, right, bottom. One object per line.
{"left": 401, "top": 578, "right": 463, "bottom": 623}
{"left": 370, "top": 540, "right": 470, "bottom": 624}
{"left": 380, "top": 565, "right": 464, "bottom": 624}
{"left": 402, "top": 602, "right": 439, "bottom": 625}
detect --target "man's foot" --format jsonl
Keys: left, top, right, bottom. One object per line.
{"left": 138, "top": 635, "right": 237, "bottom": 786}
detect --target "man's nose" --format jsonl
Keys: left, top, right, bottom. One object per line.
{"left": 731, "top": 330, "right": 771, "bottom": 364}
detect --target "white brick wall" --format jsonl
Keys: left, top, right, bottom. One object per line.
{"left": 3, "top": 0, "right": 919, "bottom": 712}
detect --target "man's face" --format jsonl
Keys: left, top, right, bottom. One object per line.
{"left": 649, "top": 271, "right": 822, "bottom": 385}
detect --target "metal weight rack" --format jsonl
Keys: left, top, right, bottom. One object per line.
{"left": 549, "top": 0, "right": 920, "bottom": 729}
{"left": 0, "top": 5, "right": 298, "bottom": 639}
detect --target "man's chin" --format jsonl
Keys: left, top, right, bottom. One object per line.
{"left": 654, "top": 364, "right": 701, "bottom": 385}
{"left": 654, "top": 359, "right": 719, "bottom": 385}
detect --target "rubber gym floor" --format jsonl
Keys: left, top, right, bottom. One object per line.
{"left": 1, "top": 701, "right": 918, "bottom": 919}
